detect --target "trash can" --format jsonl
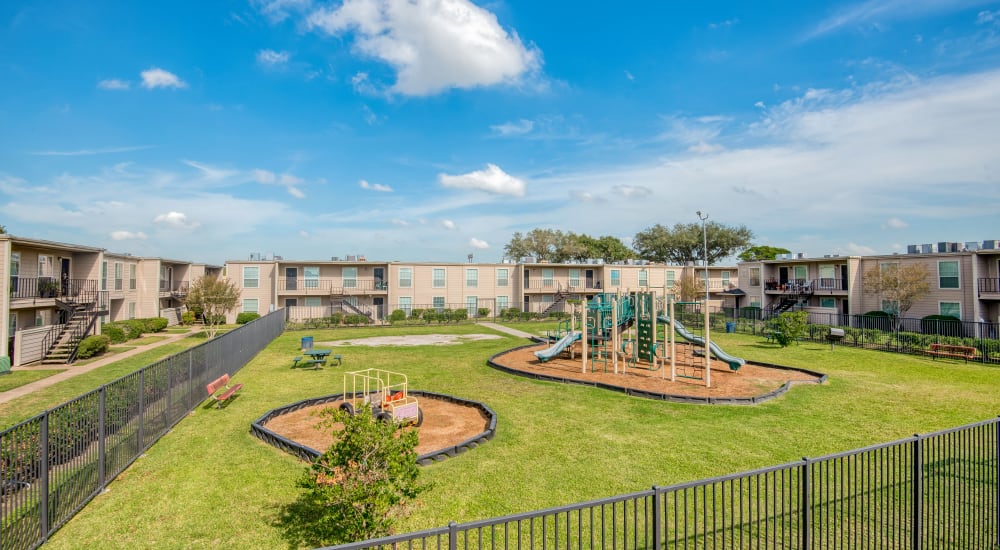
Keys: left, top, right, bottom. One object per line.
{"left": 725, "top": 322, "right": 737, "bottom": 333}
{"left": 301, "top": 336, "right": 314, "bottom": 351}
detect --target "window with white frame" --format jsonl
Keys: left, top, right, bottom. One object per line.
{"left": 35, "top": 311, "right": 43, "bottom": 327}
{"left": 881, "top": 300, "right": 899, "bottom": 315}
{"left": 665, "top": 270, "right": 676, "bottom": 288}
{"left": 496, "top": 268, "right": 509, "bottom": 287}
{"left": 432, "top": 296, "right": 445, "bottom": 312}
{"left": 611, "top": 270, "right": 621, "bottom": 287}
{"left": 750, "top": 298, "right": 761, "bottom": 308}
{"left": 398, "top": 296, "right": 412, "bottom": 315}
{"left": 749, "top": 267, "right": 761, "bottom": 287}
{"left": 129, "top": 264, "right": 136, "bottom": 290}
{"left": 10, "top": 253, "right": 20, "bottom": 292}
{"left": 243, "top": 298, "right": 259, "bottom": 313}
{"left": 128, "top": 302, "right": 136, "bottom": 319}
{"left": 638, "top": 270, "right": 648, "bottom": 287}
{"left": 820, "top": 297, "right": 836, "bottom": 309}
{"left": 433, "top": 268, "right": 446, "bottom": 288}
{"left": 497, "top": 295, "right": 509, "bottom": 311}
{"left": 819, "top": 265, "right": 836, "bottom": 288}
{"left": 243, "top": 266, "right": 260, "bottom": 288}
{"left": 466, "top": 296, "right": 478, "bottom": 312}
{"left": 304, "top": 297, "right": 322, "bottom": 307}
{"left": 938, "top": 261, "right": 959, "bottom": 289}
{"left": 569, "top": 269, "right": 581, "bottom": 288}
{"left": 541, "top": 269, "right": 553, "bottom": 288}
{"left": 342, "top": 267, "right": 357, "bottom": 288}
{"left": 466, "top": 268, "right": 478, "bottom": 288}
{"left": 101, "top": 261, "right": 107, "bottom": 291}
{"left": 304, "top": 266, "right": 320, "bottom": 289}
{"left": 721, "top": 271, "right": 730, "bottom": 287}
{"left": 398, "top": 268, "right": 412, "bottom": 288}
{"left": 37, "top": 255, "right": 54, "bottom": 278}
{"left": 114, "top": 262, "right": 124, "bottom": 291}
{"left": 8, "top": 313, "right": 15, "bottom": 338}
{"left": 939, "top": 302, "right": 961, "bottom": 319}
{"left": 793, "top": 265, "right": 807, "bottom": 283}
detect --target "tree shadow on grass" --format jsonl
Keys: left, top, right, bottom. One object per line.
{"left": 272, "top": 492, "right": 346, "bottom": 549}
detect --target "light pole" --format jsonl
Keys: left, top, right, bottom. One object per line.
{"left": 696, "top": 211, "right": 711, "bottom": 388}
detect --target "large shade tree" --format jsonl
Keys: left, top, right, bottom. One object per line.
{"left": 185, "top": 274, "right": 241, "bottom": 338}
{"left": 860, "top": 263, "right": 930, "bottom": 317}
{"left": 738, "top": 245, "right": 791, "bottom": 262}
{"left": 632, "top": 222, "right": 754, "bottom": 265}
{"left": 504, "top": 229, "right": 631, "bottom": 263}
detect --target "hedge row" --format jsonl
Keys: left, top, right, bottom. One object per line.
{"left": 102, "top": 317, "right": 169, "bottom": 345}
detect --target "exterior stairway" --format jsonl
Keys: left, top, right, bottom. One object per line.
{"left": 41, "top": 300, "right": 98, "bottom": 364}
{"left": 541, "top": 289, "right": 572, "bottom": 316}
{"left": 341, "top": 299, "right": 375, "bottom": 323}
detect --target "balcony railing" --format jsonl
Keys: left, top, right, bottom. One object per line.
{"left": 979, "top": 277, "right": 1000, "bottom": 296}
{"left": 10, "top": 277, "right": 99, "bottom": 301}
{"left": 160, "top": 281, "right": 189, "bottom": 295}
{"left": 523, "top": 280, "right": 603, "bottom": 292}
{"left": 278, "top": 278, "right": 388, "bottom": 294}
{"left": 764, "top": 278, "right": 848, "bottom": 293}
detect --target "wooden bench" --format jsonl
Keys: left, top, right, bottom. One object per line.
{"left": 206, "top": 373, "right": 243, "bottom": 407}
{"left": 926, "top": 344, "right": 978, "bottom": 362}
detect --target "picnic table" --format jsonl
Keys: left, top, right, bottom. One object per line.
{"left": 298, "top": 349, "right": 342, "bottom": 367}
{"left": 305, "top": 349, "right": 332, "bottom": 359}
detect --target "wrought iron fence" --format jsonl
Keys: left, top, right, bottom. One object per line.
{"left": 0, "top": 309, "right": 284, "bottom": 550}
{"left": 324, "top": 418, "right": 999, "bottom": 549}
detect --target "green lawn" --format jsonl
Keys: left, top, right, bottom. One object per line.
{"left": 0, "top": 369, "right": 65, "bottom": 392}
{"left": 44, "top": 326, "right": 1000, "bottom": 548}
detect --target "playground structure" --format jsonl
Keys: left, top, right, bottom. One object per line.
{"left": 340, "top": 368, "right": 424, "bottom": 426}
{"left": 533, "top": 289, "right": 746, "bottom": 388}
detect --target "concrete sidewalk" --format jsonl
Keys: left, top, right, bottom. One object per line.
{"left": 477, "top": 322, "right": 539, "bottom": 340}
{"left": 0, "top": 328, "right": 203, "bottom": 406}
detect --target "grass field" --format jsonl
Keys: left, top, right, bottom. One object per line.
{"left": 42, "top": 323, "right": 1000, "bottom": 548}
{"left": 0, "top": 369, "right": 65, "bottom": 392}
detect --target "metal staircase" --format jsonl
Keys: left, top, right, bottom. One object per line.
{"left": 41, "top": 292, "right": 106, "bottom": 364}
{"left": 541, "top": 288, "right": 573, "bottom": 316}
{"left": 340, "top": 299, "right": 375, "bottom": 323}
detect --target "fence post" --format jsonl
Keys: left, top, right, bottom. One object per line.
{"left": 138, "top": 369, "right": 145, "bottom": 453}
{"left": 188, "top": 352, "right": 194, "bottom": 409}
{"left": 996, "top": 418, "right": 1000, "bottom": 549}
{"left": 911, "top": 435, "right": 922, "bottom": 550}
{"left": 39, "top": 412, "right": 49, "bottom": 542}
{"left": 98, "top": 388, "right": 106, "bottom": 488}
{"left": 800, "top": 458, "right": 811, "bottom": 548}
{"left": 448, "top": 521, "right": 458, "bottom": 550}
{"left": 651, "top": 486, "right": 662, "bottom": 550}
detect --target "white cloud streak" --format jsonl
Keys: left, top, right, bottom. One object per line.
{"left": 140, "top": 68, "right": 187, "bottom": 89}
{"left": 439, "top": 164, "right": 526, "bottom": 197}
{"left": 97, "top": 79, "right": 130, "bottom": 90}
{"left": 469, "top": 238, "right": 489, "bottom": 249}
{"left": 257, "top": 49, "right": 291, "bottom": 66}
{"left": 153, "top": 211, "right": 201, "bottom": 229}
{"left": 490, "top": 119, "right": 535, "bottom": 136}
{"left": 30, "top": 145, "right": 152, "bottom": 156}
{"left": 359, "top": 179, "right": 393, "bottom": 192}
{"left": 110, "top": 230, "right": 148, "bottom": 240}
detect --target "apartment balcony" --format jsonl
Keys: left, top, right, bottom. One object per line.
{"left": 523, "top": 280, "right": 604, "bottom": 294}
{"left": 705, "top": 279, "right": 739, "bottom": 292}
{"left": 277, "top": 277, "right": 388, "bottom": 296}
{"left": 979, "top": 278, "right": 1000, "bottom": 300}
{"left": 764, "top": 278, "right": 848, "bottom": 295}
{"left": 159, "top": 281, "right": 190, "bottom": 298}
{"left": 10, "top": 277, "right": 100, "bottom": 303}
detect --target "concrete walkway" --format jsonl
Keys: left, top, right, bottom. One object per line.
{"left": 477, "top": 322, "right": 539, "bottom": 340}
{"left": 0, "top": 328, "right": 203, "bottom": 406}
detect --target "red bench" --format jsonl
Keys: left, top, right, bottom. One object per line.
{"left": 926, "top": 344, "right": 978, "bottom": 362}
{"left": 206, "top": 373, "right": 243, "bottom": 408}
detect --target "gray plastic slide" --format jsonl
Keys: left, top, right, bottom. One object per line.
{"left": 534, "top": 331, "right": 582, "bottom": 362}
{"left": 657, "top": 315, "right": 745, "bottom": 371}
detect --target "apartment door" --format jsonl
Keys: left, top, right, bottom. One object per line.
{"left": 840, "top": 265, "right": 848, "bottom": 291}
{"left": 285, "top": 267, "right": 297, "bottom": 290}
{"left": 778, "top": 267, "right": 789, "bottom": 285}
{"left": 373, "top": 297, "right": 385, "bottom": 319}
{"left": 374, "top": 267, "right": 385, "bottom": 289}
{"left": 9, "top": 252, "right": 19, "bottom": 294}
{"left": 523, "top": 269, "right": 530, "bottom": 289}
{"left": 60, "top": 258, "right": 71, "bottom": 295}
{"left": 523, "top": 296, "right": 529, "bottom": 312}
{"left": 585, "top": 269, "right": 594, "bottom": 289}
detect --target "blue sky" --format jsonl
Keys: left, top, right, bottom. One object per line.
{"left": 2, "top": 0, "right": 999, "bottom": 264}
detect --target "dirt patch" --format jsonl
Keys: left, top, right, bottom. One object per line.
{"left": 263, "top": 395, "right": 491, "bottom": 455}
{"left": 493, "top": 342, "right": 822, "bottom": 400}
{"left": 318, "top": 334, "right": 502, "bottom": 347}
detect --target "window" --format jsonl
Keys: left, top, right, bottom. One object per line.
{"left": 881, "top": 300, "right": 899, "bottom": 315}
{"left": 466, "top": 296, "right": 478, "bottom": 312}
{"left": 243, "top": 266, "right": 260, "bottom": 288}
{"left": 433, "top": 268, "right": 446, "bottom": 288}
{"left": 128, "top": 302, "right": 136, "bottom": 319}
{"left": 37, "top": 254, "right": 53, "bottom": 277}
{"left": 129, "top": 264, "right": 136, "bottom": 290}
{"left": 432, "top": 296, "right": 445, "bottom": 312}
{"left": 342, "top": 267, "right": 357, "bottom": 289}
{"left": 35, "top": 311, "right": 43, "bottom": 327}
{"left": 398, "top": 268, "right": 412, "bottom": 288}
{"left": 569, "top": 269, "right": 581, "bottom": 288}
{"left": 160, "top": 265, "right": 171, "bottom": 291}
{"left": 721, "top": 271, "right": 730, "bottom": 287}
{"left": 938, "top": 261, "right": 959, "bottom": 289}
{"left": 820, "top": 297, "right": 836, "bottom": 308}
{"left": 242, "top": 298, "right": 259, "bottom": 313}
{"left": 611, "top": 270, "right": 621, "bottom": 287}
{"left": 497, "top": 296, "right": 509, "bottom": 311}
{"left": 750, "top": 299, "right": 761, "bottom": 308}
{"left": 639, "top": 270, "right": 648, "bottom": 287}
{"left": 8, "top": 313, "right": 15, "bottom": 338}
{"left": 939, "top": 302, "right": 961, "bottom": 319}
{"left": 398, "top": 296, "right": 412, "bottom": 315}
{"left": 101, "top": 261, "right": 107, "bottom": 291}
{"left": 819, "top": 265, "right": 836, "bottom": 289}
{"left": 541, "top": 269, "right": 553, "bottom": 288}
{"left": 10, "top": 252, "right": 20, "bottom": 292}
{"left": 665, "top": 270, "right": 676, "bottom": 288}
{"left": 466, "top": 268, "right": 478, "bottom": 288}
{"left": 304, "top": 266, "right": 320, "bottom": 289}
{"left": 749, "top": 267, "right": 761, "bottom": 287}
{"left": 793, "top": 265, "right": 807, "bottom": 283}
{"left": 114, "top": 262, "right": 124, "bottom": 291}
{"left": 496, "top": 268, "right": 509, "bottom": 287}
{"left": 304, "top": 297, "right": 322, "bottom": 307}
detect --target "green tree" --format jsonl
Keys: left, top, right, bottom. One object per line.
{"left": 771, "top": 311, "right": 808, "bottom": 347}
{"left": 0, "top": 224, "right": 6, "bottom": 234}
{"left": 576, "top": 234, "right": 633, "bottom": 262}
{"left": 671, "top": 272, "right": 706, "bottom": 303}
{"left": 633, "top": 222, "right": 753, "bottom": 265}
{"left": 282, "top": 406, "right": 427, "bottom": 546}
{"left": 184, "top": 274, "right": 240, "bottom": 338}
{"left": 505, "top": 230, "right": 632, "bottom": 263}
{"left": 738, "top": 245, "right": 791, "bottom": 262}
{"left": 861, "top": 263, "right": 930, "bottom": 318}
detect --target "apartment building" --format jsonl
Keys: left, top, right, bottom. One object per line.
{"left": 2, "top": 234, "right": 209, "bottom": 366}
{"left": 737, "top": 240, "right": 1000, "bottom": 324}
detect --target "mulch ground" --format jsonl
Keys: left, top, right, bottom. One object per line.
{"left": 262, "top": 395, "right": 491, "bottom": 455}
{"left": 492, "top": 341, "right": 822, "bottom": 399}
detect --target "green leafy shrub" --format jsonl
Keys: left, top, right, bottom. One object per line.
{"left": 422, "top": 310, "right": 439, "bottom": 323}
{"left": 181, "top": 311, "right": 196, "bottom": 325}
{"left": 102, "top": 324, "right": 128, "bottom": 344}
{"left": 921, "top": 315, "right": 963, "bottom": 337}
{"left": 477, "top": 307, "right": 491, "bottom": 318}
{"left": 288, "top": 406, "right": 428, "bottom": 546}
{"left": 452, "top": 308, "right": 468, "bottom": 322}
{"left": 409, "top": 309, "right": 424, "bottom": 322}
{"left": 389, "top": 309, "right": 406, "bottom": 323}
{"left": 77, "top": 334, "right": 111, "bottom": 359}
{"left": 326, "top": 312, "right": 344, "bottom": 326}
{"left": 344, "top": 314, "right": 369, "bottom": 325}
{"left": 860, "top": 311, "right": 894, "bottom": 332}
{"left": 502, "top": 307, "right": 521, "bottom": 321}
{"left": 236, "top": 312, "right": 261, "bottom": 324}
{"left": 140, "top": 317, "right": 169, "bottom": 332}
{"left": 772, "top": 311, "right": 808, "bottom": 347}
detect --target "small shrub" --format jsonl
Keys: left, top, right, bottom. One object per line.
{"left": 102, "top": 324, "right": 128, "bottom": 344}
{"left": 123, "top": 320, "right": 147, "bottom": 339}
{"left": 772, "top": 311, "right": 808, "bottom": 347}
{"left": 859, "top": 311, "right": 894, "bottom": 332}
{"left": 139, "top": 317, "right": 169, "bottom": 332}
{"left": 326, "top": 312, "right": 344, "bottom": 326}
{"left": 236, "top": 312, "right": 261, "bottom": 324}
{"left": 921, "top": 315, "right": 963, "bottom": 337}
{"left": 181, "top": 311, "right": 196, "bottom": 325}
{"left": 409, "top": 309, "right": 424, "bottom": 322}
{"left": 439, "top": 309, "right": 453, "bottom": 323}
{"left": 344, "top": 313, "right": 369, "bottom": 325}
{"left": 502, "top": 307, "right": 521, "bottom": 321}
{"left": 452, "top": 308, "right": 468, "bottom": 322}
{"left": 206, "top": 314, "right": 226, "bottom": 325}
{"left": 77, "top": 335, "right": 110, "bottom": 359}
{"left": 477, "top": 307, "right": 491, "bottom": 318}
{"left": 389, "top": 309, "right": 406, "bottom": 323}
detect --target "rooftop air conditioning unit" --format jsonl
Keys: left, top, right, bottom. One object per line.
{"left": 983, "top": 240, "right": 1000, "bottom": 250}
{"left": 937, "top": 242, "right": 960, "bottom": 253}
{"left": 919, "top": 244, "right": 933, "bottom": 253}
{"left": 796, "top": 253, "right": 807, "bottom": 259}
{"left": 907, "top": 245, "right": 919, "bottom": 254}
{"left": 346, "top": 255, "right": 357, "bottom": 261}
{"left": 331, "top": 257, "right": 340, "bottom": 261}
{"left": 964, "top": 242, "right": 980, "bottom": 251}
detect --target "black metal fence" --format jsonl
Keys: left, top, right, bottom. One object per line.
{"left": 0, "top": 309, "right": 285, "bottom": 550}
{"left": 325, "top": 417, "right": 999, "bottom": 549}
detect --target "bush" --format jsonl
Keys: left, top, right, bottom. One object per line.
{"left": 236, "top": 312, "right": 261, "bottom": 324}
{"left": 141, "top": 317, "right": 169, "bottom": 332}
{"left": 452, "top": 308, "right": 468, "bottom": 322}
{"left": 102, "top": 324, "right": 128, "bottom": 344}
{"left": 409, "top": 309, "right": 424, "bottom": 322}
{"left": 859, "top": 311, "right": 894, "bottom": 332}
{"left": 772, "top": 311, "right": 808, "bottom": 347}
{"left": 477, "top": 307, "right": 491, "bottom": 318}
{"left": 326, "top": 312, "right": 344, "bottom": 326}
{"left": 344, "top": 314, "right": 369, "bottom": 326}
{"left": 921, "top": 315, "right": 963, "bottom": 337}
{"left": 77, "top": 334, "right": 110, "bottom": 359}
{"left": 206, "top": 314, "right": 226, "bottom": 325}
{"left": 501, "top": 307, "right": 521, "bottom": 321}
{"left": 389, "top": 309, "right": 406, "bottom": 323}
{"left": 181, "top": 311, "right": 196, "bottom": 325}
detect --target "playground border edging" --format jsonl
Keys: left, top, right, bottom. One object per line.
{"left": 486, "top": 345, "right": 828, "bottom": 406}
{"left": 250, "top": 390, "right": 497, "bottom": 466}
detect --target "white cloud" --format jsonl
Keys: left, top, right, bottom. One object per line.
{"left": 842, "top": 242, "right": 877, "bottom": 255}
{"left": 441, "top": 219, "right": 457, "bottom": 230}
{"left": 439, "top": 163, "right": 526, "bottom": 197}
{"left": 490, "top": 119, "right": 534, "bottom": 137}
{"left": 257, "top": 49, "right": 291, "bottom": 66}
{"left": 253, "top": 169, "right": 277, "bottom": 184}
{"left": 140, "top": 68, "right": 187, "bottom": 89}
{"left": 359, "top": 179, "right": 393, "bottom": 192}
{"left": 183, "top": 160, "right": 238, "bottom": 181}
{"left": 391, "top": 218, "right": 409, "bottom": 226}
{"left": 110, "top": 230, "right": 147, "bottom": 240}
{"left": 805, "top": 0, "right": 995, "bottom": 39}
{"left": 98, "top": 79, "right": 130, "bottom": 90}
{"left": 287, "top": 186, "right": 306, "bottom": 199}
{"left": 153, "top": 211, "right": 201, "bottom": 229}
{"left": 469, "top": 237, "right": 489, "bottom": 249}
{"left": 254, "top": 0, "right": 313, "bottom": 22}
{"left": 885, "top": 217, "right": 909, "bottom": 229}
{"left": 280, "top": 174, "right": 303, "bottom": 185}
{"left": 572, "top": 190, "right": 594, "bottom": 201}
{"left": 978, "top": 9, "right": 1000, "bottom": 24}
{"left": 624, "top": 70, "right": 635, "bottom": 81}
{"left": 708, "top": 18, "right": 739, "bottom": 29}
{"left": 613, "top": 185, "right": 653, "bottom": 199}
{"left": 352, "top": 72, "right": 378, "bottom": 95}
{"left": 688, "top": 142, "right": 725, "bottom": 154}
{"left": 255, "top": 169, "right": 307, "bottom": 198}
{"left": 306, "top": 0, "right": 541, "bottom": 95}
